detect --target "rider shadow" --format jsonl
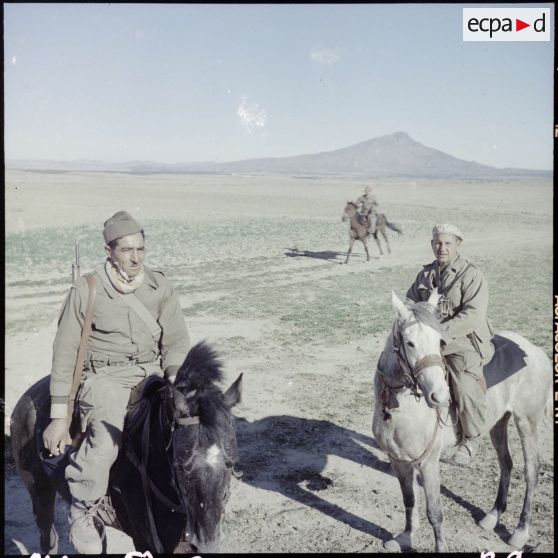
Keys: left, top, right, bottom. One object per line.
{"left": 284, "top": 247, "right": 348, "bottom": 263}
{"left": 234, "top": 415, "right": 394, "bottom": 543}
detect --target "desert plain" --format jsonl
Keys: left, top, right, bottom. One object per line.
{"left": 4, "top": 169, "right": 554, "bottom": 554}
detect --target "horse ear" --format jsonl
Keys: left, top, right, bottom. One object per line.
{"left": 391, "top": 290, "right": 411, "bottom": 321}
{"left": 223, "top": 373, "right": 242, "bottom": 408}
{"left": 427, "top": 290, "right": 441, "bottom": 308}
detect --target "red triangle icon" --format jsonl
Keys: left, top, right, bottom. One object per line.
{"left": 516, "top": 19, "right": 530, "bottom": 31}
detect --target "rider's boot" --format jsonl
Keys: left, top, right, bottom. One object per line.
{"left": 450, "top": 435, "right": 479, "bottom": 467}
{"left": 69, "top": 497, "right": 104, "bottom": 554}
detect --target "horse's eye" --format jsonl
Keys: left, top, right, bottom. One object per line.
{"left": 406, "top": 341, "right": 415, "bottom": 348}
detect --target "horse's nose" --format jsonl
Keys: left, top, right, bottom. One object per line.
{"left": 429, "top": 391, "right": 449, "bottom": 407}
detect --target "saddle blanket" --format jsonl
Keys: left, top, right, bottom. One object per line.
{"left": 483, "top": 334, "right": 528, "bottom": 390}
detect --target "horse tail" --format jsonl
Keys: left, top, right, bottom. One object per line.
{"left": 383, "top": 214, "right": 403, "bottom": 234}
{"left": 175, "top": 340, "right": 224, "bottom": 389}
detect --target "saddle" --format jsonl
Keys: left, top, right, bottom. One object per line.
{"left": 125, "top": 375, "right": 167, "bottom": 437}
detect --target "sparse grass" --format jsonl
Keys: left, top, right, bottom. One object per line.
{"left": 5, "top": 213, "right": 552, "bottom": 358}
{"left": 478, "top": 249, "right": 553, "bottom": 355}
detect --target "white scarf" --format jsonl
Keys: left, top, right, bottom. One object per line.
{"left": 105, "top": 259, "right": 144, "bottom": 294}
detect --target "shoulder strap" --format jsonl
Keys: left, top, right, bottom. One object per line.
{"left": 96, "top": 265, "right": 161, "bottom": 340}
{"left": 67, "top": 273, "right": 97, "bottom": 432}
{"left": 120, "top": 293, "right": 162, "bottom": 340}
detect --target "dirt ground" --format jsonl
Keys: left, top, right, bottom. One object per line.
{"left": 4, "top": 170, "right": 554, "bottom": 554}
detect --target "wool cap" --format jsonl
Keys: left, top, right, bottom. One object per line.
{"left": 103, "top": 211, "right": 142, "bottom": 244}
{"left": 432, "top": 223, "right": 463, "bottom": 241}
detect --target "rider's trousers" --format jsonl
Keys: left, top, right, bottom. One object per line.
{"left": 444, "top": 349, "right": 489, "bottom": 439}
{"left": 65, "top": 362, "right": 163, "bottom": 503}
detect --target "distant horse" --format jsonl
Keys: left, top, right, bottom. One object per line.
{"left": 341, "top": 202, "right": 402, "bottom": 264}
{"left": 372, "top": 292, "right": 552, "bottom": 552}
{"left": 10, "top": 341, "right": 242, "bottom": 554}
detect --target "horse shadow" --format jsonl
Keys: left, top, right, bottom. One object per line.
{"left": 284, "top": 247, "right": 350, "bottom": 263}
{"left": 234, "top": 415, "right": 514, "bottom": 549}
{"left": 439, "top": 482, "right": 513, "bottom": 543}
{"left": 234, "top": 415, "right": 394, "bottom": 543}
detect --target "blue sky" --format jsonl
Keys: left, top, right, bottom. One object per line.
{"left": 4, "top": 3, "right": 554, "bottom": 169}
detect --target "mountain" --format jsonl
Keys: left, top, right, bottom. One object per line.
{"left": 6, "top": 132, "right": 551, "bottom": 179}
{"left": 211, "top": 132, "right": 549, "bottom": 179}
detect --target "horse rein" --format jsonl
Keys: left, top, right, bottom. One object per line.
{"left": 123, "top": 386, "right": 200, "bottom": 553}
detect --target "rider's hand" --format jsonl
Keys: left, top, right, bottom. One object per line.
{"left": 43, "top": 418, "right": 70, "bottom": 456}
{"left": 165, "top": 365, "right": 180, "bottom": 384}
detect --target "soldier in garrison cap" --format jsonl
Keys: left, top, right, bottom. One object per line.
{"left": 406, "top": 224, "right": 494, "bottom": 467}
{"left": 42, "top": 210, "right": 190, "bottom": 553}
{"left": 355, "top": 185, "right": 380, "bottom": 230}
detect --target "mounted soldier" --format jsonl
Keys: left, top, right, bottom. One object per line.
{"left": 354, "top": 185, "right": 379, "bottom": 230}
{"left": 406, "top": 224, "right": 494, "bottom": 466}
{"left": 42, "top": 210, "right": 190, "bottom": 553}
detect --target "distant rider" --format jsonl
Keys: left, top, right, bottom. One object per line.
{"left": 355, "top": 185, "right": 379, "bottom": 230}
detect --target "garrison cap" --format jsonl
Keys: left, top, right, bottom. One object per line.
{"left": 103, "top": 211, "right": 142, "bottom": 244}
{"left": 432, "top": 223, "right": 463, "bottom": 241}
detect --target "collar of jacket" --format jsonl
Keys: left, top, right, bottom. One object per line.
{"left": 435, "top": 253, "right": 465, "bottom": 275}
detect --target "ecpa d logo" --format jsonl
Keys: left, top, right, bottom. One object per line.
{"left": 463, "top": 8, "right": 550, "bottom": 41}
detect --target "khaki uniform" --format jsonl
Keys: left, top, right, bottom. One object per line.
{"left": 406, "top": 254, "right": 494, "bottom": 437}
{"left": 50, "top": 264, "right": 189, "bottom": 502}
{"left": 355, "top": 194, "right": 379, "bottom": 229}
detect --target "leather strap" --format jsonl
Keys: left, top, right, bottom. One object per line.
{"left": 96, "top": 266, "right": 161, "bottom": 340}
{"left": 119, "top": 292, "right": 162, "bottom": 340}
{"left": 67, "top": 273, "right": 97, "bottom": 437}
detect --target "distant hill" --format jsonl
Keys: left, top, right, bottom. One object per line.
{"left": 6, "top": 132, "right": 551, "bottom": 179}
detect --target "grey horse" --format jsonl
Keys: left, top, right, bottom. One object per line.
{"left": 372, "top": 291, "right": 552, "bottom": 552}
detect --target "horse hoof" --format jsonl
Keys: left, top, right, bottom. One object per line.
{"left": 383, "top": 539, "right": 402, "bottom": 552}
{"left": 478, "top": 512, "right": 498, "bottom": 531}
{"left": 508, "top": 530, "right": 528, "bottom": 549}
{"left": 384, "top": 533, "right": 412, "bottom": 553}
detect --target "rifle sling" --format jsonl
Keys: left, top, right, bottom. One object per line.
{"left": 67, "top": 273, "right": 97, "bottom": 430}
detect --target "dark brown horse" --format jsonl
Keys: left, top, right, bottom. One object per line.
{"left": 10, "top": 341, "right": 242, "bottom": 554}
{"left": 342, "top": 202, "right": 402, "bottom": 264}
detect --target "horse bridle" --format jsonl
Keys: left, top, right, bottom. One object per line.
{"left": 391, "top": 319, "right": 446, "bottom": 398}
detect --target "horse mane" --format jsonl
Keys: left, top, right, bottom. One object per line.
{"left": 346, "top": 201, "right": 357, "bottom": 208}
{"left": 174, "top": 341, "right": 231, "bottom": 449}
{"left": 406, "top": 301, "right": 446, "bottom": 337}
{"left": 379, "top": 301, "right": 445, "bottom": 380}
{"left": 175, "top": 341, "right": 224, "bottom": 388}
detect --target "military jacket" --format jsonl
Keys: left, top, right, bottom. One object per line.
{"left": 50, "top": 264, "right": 189, "bottom": 400}
{"left": 355, "top": 194, "right": 378, "bottom": 214}
{"left": 406, "top": 254, "right": 493, "bottom": 358}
